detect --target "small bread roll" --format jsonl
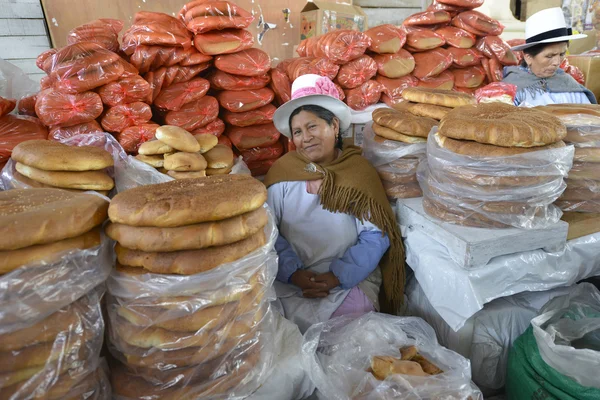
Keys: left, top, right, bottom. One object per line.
{"left": 135, "top": 154, "right": 164, "bottom": 168}
{"left": 138, "top": 140, "right": 174, "bottom": 155}
{"left": 167, "top": 170, "right": 207, "bottom": 180}
{"left": 203, "top": 144, "right": 234, "bottom": 169}
{"left": 194, "top": 134, "right": 219, "bottom": 154}
{"left": 206, "top": 166, "right": 233, "bottom": 176}
{"left": 164, "top": 152, "right": 208, "bottom": 172}
{"left": 155, "top": 126, "right": 201, "bottom": 153}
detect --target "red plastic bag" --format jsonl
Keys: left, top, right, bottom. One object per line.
{"left": 450, "top": 66, "right": 485, "bottom": 88}
{"left": 373, "top": 50, "right": 415, "bottom": 79}
{"left": 376, "top": 75, "right": 419, "bottom": 106}
{"left": 179, "top": 48, "right": 214, "bottom": 67}
{"left": 489, "top": 57, "right": 504, "bottom": 82}
{"left": 335, "top": 55, "right": 377, "bottom": 89}
{"left": 226, "top": 123, "right": 280, "bottom": 150}
{"left": 477, "top": 36, "right": 519, "bottom": 66}
{"left": 144, "top": 68, "right": 167, "bottom": 103}
{"left": 217, "top": 88, "right": 274, "bottom": 112}
{"left": 0, "top": 115, "right": 48, "bottom": 168}
{"left": 448, "top": 47, "right": 481, "bottom": 67}
{"left": 240, "top": 140, "right": 283, "bottom": 163}
{"left": 218, "top": 135, "right": 232, "bottom": 148}
{"left": 413, "top": 48, "right": 453, "bottom": 79}
{"left": 214, "top": 48, "right": 271, "bottom": 77}
{"left": 0, "top": 96, "right": 16, "bottom": 117}
{"left": 222, "top": 104, "right": 276, "bottom": 127}
{"left": 118, "top": 58, "right": 140, "bottom": 78}
{"left": 101, "top": 102, "right": 152, "bottom": 133}
{"left": 365, "top": 24, "right": 407, "bottom": 54}
{"left": 313, "top": 30, "right": 372, "bottom": 64}
{"left": 344, "top": 80, "right": 385, "bottom": 111}
{"left": 334, "top": 84, "right": 346, "bottom": 101}
{"left": 67, "top": 18, "right": 124, "bottom": 52}
{"left": 560, "top": 59, "right": 586, "bottom": 85}
{"left": 17, "top": 94, "right": 37, "bottom": 117}
{"left": 270, "top": 68, "right": 291, "bottom": 106}
{"left": 418, "top": 70, "right": 455, "bottom": 90}
{"left": 404, "top": 10, "right": 451, "bottom": 26}
{"left": 452, "top": 11, "right": 504, "bottom": 36}
{"left": 193, "top": 28, "right": 254, "bottom": 55}
{"left": 35, "top": 89, "right": 103, "bottom": 128}
{"left": 153, "top": 77, "right": 210, "bottom": 111}
{"left": 475, "top": 82, "right": 517, "bottom": 104}
{"left": 115, "top": 123, "right": 160, "bottom": 154}
{"left": 164, "top": 95, "right": 219, "bottom": 131}
{"left": 247, "top": 157, "right": 277, "bottom": 176}
{"left": 435, "top": 26, "right": 476, "bottom": 48}
{"left": 48, "top": 120, "right": 103, "bottom": 141}
{"left": 285, "top": 57, "right": 340, "bottom": 81}
{"left": 428, "top": 0, "right": 469, "bottom": 14}
{"left": 507, "top": 39, "right": 525, "bottom": 64}
{"left": 405, "top": 29, "right": 446, "bottom": 52}
{"left": 178, "top": 0, "right": 254, "bottom": 34}
{"left": 122, "top": 12, "right": 192, "bottom": 55}
{"left": 438, "top": 0, "right": 483, "bottom": 7}
{"left": 36, "top": 49, "right": 57, "bottom": 74}
{"left": 191, "top": 118, "right": 225, "bottom": 137}
{"left": 47, "top": 42, "right": 124, "bottom": 93}
{"left": 296, "top": 37, "right": 318, "bottom": 57}
{"left": 40, "top": 76, "right": 53, "bottom": 90}
{"left": 97, "top": 76, "right": 153, "bottom": 107}
{"left": 454, "top": 87, "right": 478, "bottom": 94}
{"left": 208, "top": 70, "right": 270, "bottom": 91}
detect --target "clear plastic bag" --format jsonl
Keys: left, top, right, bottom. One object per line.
{"left": 107, "top": 207, "right": 278, "bottom": 399}
{"left": 178, "top": 0, "right": 254, "bottom": 34}
{"left": 0, "top": 58, "right": 39, "bottom": 101}
{"left": 215, "top": 48, "right": 271, "bottom": 77}
{"left": 302, "top": 313, "right": 483, "bottom": 400}
{"left": 362, "top": 122, "right": 426, "bottom": 200}
{"left": 418, "top": 129, "right": 574, "bottom": 229}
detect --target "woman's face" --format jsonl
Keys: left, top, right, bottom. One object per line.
{"left": 291, "top": 110, "right": 339, "bottom": 164}
{"left": 525, "top": 42, "right": 568, "bottom": 79}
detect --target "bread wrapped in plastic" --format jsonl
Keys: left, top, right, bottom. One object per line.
{"left": 218, "top": 134, "right": 233, "bottom": 148}
{"left": 0, "top": 96, "right": 16, "bottom": 117}
{"left": 222, "top": 104, "right": 276, "bottom": 127}
{"left": 448, "top": 47, "right": 481, "bottom": 67}
{"left": 405, "top": 29, "right": 446, "bottom": 52}
{"left": 476, "top": 36, "right": 518, "bottom": 66}
{"left": 36, "top": 49, "right": 57, "bottom": 74}
{"left": 436, "top": 0, "right": 483, "bottom": 8}
{"left": 208, "top": 70, "right": 270, "bottom": 91}
{"left": 335, "top": 55, "right": 377, "bottom": 89}
{"left": 475, "top": 82, "right": 517, "bottom": 104}
{"left": 49, "top": 121, "right": 103, "bottom": 141}
{"left": 310, "top": 30, "right": 372, "bottom": 64}
{"left": 153, "top": 77, "right": 210, "bottom": 111}
{"left": 240, "top": 141, "right": 284, "bottom": 163}
{"left": 296, "top": 37, "right": 319, "bottom": 57}
{"left": 97, "top": 76, "right": 153, "bottom": 107}
{"left": 285, "top": 57, "right": 339, "bottom": 81}
{"left": 178, "top": 0, "right": 254, "bottom": 34}
{"left": 403, "top": 10, "right": 452, "bottom": 26}
{"left": 412, "top": 48, "right": 453, "bottom": 79}
{"left": 450, "top": 66, "right": 485, "bottom": 88}
{"left": 436, "top": 26, "right": 476, "bottom": 49}
{"left": 247, "top": 158, "right": 277, "bottom": 177}
{"left": 35, "top": 89, "right": 103, "bottom": 128}
{"left": 418, "top": 70, "right": 455, "bottom": 90}
{"left": 376, "top": 75, "right": 419, "bottom": 107}
{"left": 194, "top": 28, "right": 254, "bottom": 55}
{"left": 344, "top": 80, "right": 385, "bottom": 111}
{"left": 373, "top": 50, "right": 415, "bottom": 79}
{"left": 121, "top": 12, "right": 192, "bottom": 55}
{"left": 269, "top": 68, "right": 291, "bottom": 106}
{"left": 226, "top": 123, "right": 280, "bottom": 150}
{"left": 215, "top": 48, "right": 271, "bottom": 77}
{"left": 365, "top": 24, "right": 407, "bottom": 54}
{"left": 17, "top": 94, "right": 37, "bottom": 117}
{"left": 0, "top": 115, "right": 48, "bottom": 169}
{"left": 67, "top": 18, "right": 124, "bottom": 52}
{"left": 115, "top": 123, "right": 160, "bottom": 154}
{"left": 191, "top": 118, "right": 225, "bottom": 137}
{"left": 217, "top": 88, "right": 274, "bottom": 113}
{"left": 164, "top": 96, "right": 219, "bottom": 131}
{"left": 100, "top": 102, "right": 152, "bottom": 133}
{"left": 452, "top": 11, "right": 504, "bottom": 36}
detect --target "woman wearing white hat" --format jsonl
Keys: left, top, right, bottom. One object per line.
{"left": 503, "top": 7, "right": 597, "bottom": 106}
{"left": 263, "top": 74, "right": 406, "bottom": 333}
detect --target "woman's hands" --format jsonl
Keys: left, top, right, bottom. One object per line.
{"left": 290, "top": 270, "right": 340, "bottom": 298}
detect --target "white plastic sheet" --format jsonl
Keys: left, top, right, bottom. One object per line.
{"left": 302, "top": 312, "right": 482, "bottom": 400}
{"left": 532, "top": 283, "right": 600, "bottom": 389}
{"left": 404, "top": 228, "right": 600, "bottom": 331}
{"left": 0, "top": 58, "right": 39, "bottom": 101}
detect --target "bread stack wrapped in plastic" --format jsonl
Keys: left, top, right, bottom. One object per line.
{"left": 418, "top": 102, "right": 574, "bottom": 229}
{"left": 303, "top": 313, "right": 482, "bottom": 399}
{"left": 0, "top": 188, "right": 112, "bottom": 399}
{"left": 105, "top": 175, "right": 278, "bottom": 399}
{"left": 362, "top": 88, "right": 476, "bottom": 200}
{"left": 290, "top": 0, "right": 519, "bottom": 110}
{"left": 536, "top": 105, "right": 600, "bottom": 213}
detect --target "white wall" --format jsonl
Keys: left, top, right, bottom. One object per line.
{"left": 0, "top": 0, "right": 51, "bottom": 83}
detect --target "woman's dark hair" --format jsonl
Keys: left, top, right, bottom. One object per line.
{"left": 289, "top": 104, "right": 344, "bottom": 150}
{"left": 521, "top": 41, "right": 569, "bottom": 67}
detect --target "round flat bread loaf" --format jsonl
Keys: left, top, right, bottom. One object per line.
{"left": 0, "top": 228, "right": 101, "bottom": 274}
{"left": 155, "top": 125, "right": 201, "bottom": 153}
{"left": 138, "top": 140, "right": 174, "bottom": 155}
{"left": 0, "top": 189, "right": 108, "bottom": 251}
{"left": 164, "top": 152, "right": 207, "bottom": 172}
{"left": 106, "top": 207, "right": 268, "bottom": 252}
{"left": 435, "top": 132, "right": 567, "bottom": 157}
{"left": 394, "top": 102, "right": 451, "bottom": 120}
{"left": 378, "top": 170, "right": 418, "bottom": 184}
{"left": 383, "top": 181, "right": 422, "bottom": 199}
{"left": 565, "top": 127, "right": 600, "bottom": 144}
{"left": 373, "top": 108, "right": 437, "bottom": 138}
{"left": 135, "top": 154, "right": 164, "bottom": 168}
{"left": 568, "top": 162, "right": 600, "bottom": 181}
{"left": 109, "top": 175, "right": 266, "bottom": 227}
{"left": 439, "top": 103, "right": 567, "bottom": 147}
{"left": 203, "top": 144, "right": 234, "bottom": 169}
{"left": 535, "top": 104, "right": 600, "bottom": 120}
{"left": 423, "top": 195, "right": 508, "bottom": 228}
{"left": 560, "top": 184, "right": 600, "bottom": 201}
{"left": 195, "top": 134, "right": 219, "bottom": 154}
{"left": 555, "top": 200, "right": 599, "bottom": 213}
{"left": 402, "top": 87, "right": 476, "bottom": 108}
{"left": 167, "top": 170, "right": 207, "bottom": 179}
{"left": 16, "top": 163, "right": 115, "bottom": 191}
{"left": 11, "top": 140, "right": 113, "bottom": 171}
{"left": 574, "top": 147, "right": 600, "bottom": 163}
{"left": 373, "top": 123, "right": 427, "bottom": 144}
{"left": 115, "top": 230, "right": 266, "bottom": 274}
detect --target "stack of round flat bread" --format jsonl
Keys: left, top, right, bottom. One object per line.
{"left": 105, "top": 174, "right": 271, "bottom": 396}
{"left": 536, "top": 104, "right": 600, "bottom": 213}
{"left": 420, "top": 103, "right": 570, "bottom": 229}
{"left": 397, "top": 87, "right": 477, "bottom": 122}
{"left": 10, "top": 140, "right": 115, "bottom": 195}
{"left": 136, "top": 125, "right": 234, "bottom": 179}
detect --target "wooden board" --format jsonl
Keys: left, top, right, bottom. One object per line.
{"left": 562, "top": 212, "right": 600, "bottom": 240}
{"left": 397, "top": 197, "right": 569, "bottom": 269}
{"left": 40, "top": 0, "right": 308, "bottom": 64}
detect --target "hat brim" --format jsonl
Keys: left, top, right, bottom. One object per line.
{"left": 511, "top": 34, "right": 588, "bottom": 51}
{"left": 273, "top": 94, "right": 352, "bottom": 138}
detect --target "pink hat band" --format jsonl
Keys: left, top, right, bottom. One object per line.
{"left": 291, "top": 76, "right": 342, "bottom": 101}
